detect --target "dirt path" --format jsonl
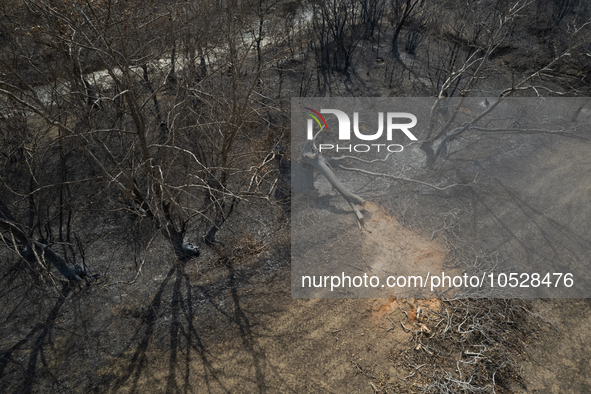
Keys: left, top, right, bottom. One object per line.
{"left": 291, "top": 181, "right": 450, "bottom": 299}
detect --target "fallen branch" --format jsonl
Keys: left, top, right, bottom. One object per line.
{"left": 334, "top": 163, "right": 475, "bottom": 191}
{"left": 301, "top": 143, "right": 366, "bottom": 223}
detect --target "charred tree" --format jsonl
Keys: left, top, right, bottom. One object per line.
{"left": 300, "top": 142, "right": 366, "bottom": 224}
{"left": 0, "top": 198, "right": 85, "bottom": 282}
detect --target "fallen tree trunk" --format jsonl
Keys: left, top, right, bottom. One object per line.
{"left": 0, "top": 198, "right": 83, "bottom": 282}
{"left": 301, "top": 143, "right": 366, "bottom": 224}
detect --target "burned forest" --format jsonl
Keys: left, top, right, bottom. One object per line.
{"left": 1, "top": 0, "right": 591, "bottom": 393}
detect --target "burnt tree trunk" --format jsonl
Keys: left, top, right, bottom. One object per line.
{"left": 301, "top": 144, "right": 366, "bottom": 223}
{"left": 0, "top": 198, "right": 83, "bottom": 281}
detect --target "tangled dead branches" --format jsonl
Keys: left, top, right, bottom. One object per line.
{"left": 391, "top": 297, "right": 535, "bottom": 393}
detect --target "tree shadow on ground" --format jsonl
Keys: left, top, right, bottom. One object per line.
{"left": 0, "top": 284, "right": 71, "bottom": 394}
{"left": 102, "top": 254, "right": 271, "bottom": 394}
